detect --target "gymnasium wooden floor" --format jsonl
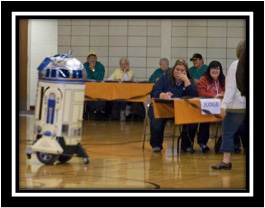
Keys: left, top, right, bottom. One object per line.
{"left": 19, "top": 114, "right": 247, "bottom": 190}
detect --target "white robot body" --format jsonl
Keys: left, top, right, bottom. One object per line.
{"left": 27, "top": 51, "right": 89, "bottom": 165}
{"left": 34, "top": 81, "right": 85, "bottom": 143}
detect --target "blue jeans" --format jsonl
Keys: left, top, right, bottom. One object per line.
{"left": 220, "top": 112, "right": 245, "bottom": 153}
{"left": 148, "top": 104, "right": 198, "bottom": 150}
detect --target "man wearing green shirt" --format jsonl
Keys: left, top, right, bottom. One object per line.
{"left": 188, "top": 53, "right": 207, "bottom": 84}
{"left": 83, "top": 52, "right": 106, "bottom": 120}
{"left": 149, "top": 58, "right": 171, "bottom": 82}
{"left": 83, "top": 51, "right": 105, "bottom": 81}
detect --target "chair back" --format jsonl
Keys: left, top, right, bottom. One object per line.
{"left": 142, "top": 95, "right": 152, "bottom": 149}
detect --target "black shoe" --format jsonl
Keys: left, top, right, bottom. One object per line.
{"left": 211, "top": 162, "right": 232, "bottom": 170}
{"left": 200, "top": 145, "right": 210, "bottom": 153}
{"left": 125, "top": 114, "right": 133, "bottom": 121}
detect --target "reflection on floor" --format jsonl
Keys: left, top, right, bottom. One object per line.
{"left": 19, "top": 115, "right": 246, "bottom": 190}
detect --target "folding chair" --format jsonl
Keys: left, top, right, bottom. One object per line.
{"left": 142, "top": 96, "right": 178, "bottom": 149}
{"left": 142, "top": 96, "right": 152, "bottom": 149}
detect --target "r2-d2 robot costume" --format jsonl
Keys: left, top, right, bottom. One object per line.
{"left": 27, "top": 50, "right": 89, "bottom": 165}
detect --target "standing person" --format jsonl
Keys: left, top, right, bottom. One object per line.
{"left": 83, "top": 51, "right": 106, "bottom": 120}
{"left": 148, "top": 59, "right": 198, "bottom": 152}
{"left": 189, "top": 53, "right": 208, "bottom": 84}
{"left": 236, "top": 44, "right": 247, "bottom": 97}
{"left": 197, "top": 61, "right": 225, "bottom": 153}
{"left": 149, "top": 58, "right": 171, "bottom": 83}
{"left": 108, "top": 57, "right": 135, "bottom": 121}
{"left": 212, "top": 40, "right": 246, "bottom": 170}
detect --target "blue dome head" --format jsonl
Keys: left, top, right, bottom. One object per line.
{"left": 37, "top": 50, "right": 87, "bottom": 82}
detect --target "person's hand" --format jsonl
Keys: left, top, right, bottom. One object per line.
{"left": 159, "top": 92, "right": 173, "bottom": 99}
{"left": 220, "top": 108, "right": 226, "bottom": 119}
{"left": 176, "top": 73, "right": 188, "bottom": 81}
{"left": 89, "top": 62, "right": 95, "bottom": 71}
{"left": 215, "top": 93, "right": 224, "bottom": 98}
{"left": 176, "top": 73, "right": 191, "bottom": 87}
{"left": 124, "top": 65, "right": 129, "bottom": 72}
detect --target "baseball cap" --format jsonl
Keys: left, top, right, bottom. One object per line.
{"left": 190, "top": 53, "right": 203, "bottom": 61}
{"left": 87, "top": 51, "right": 97, "bottom": 57}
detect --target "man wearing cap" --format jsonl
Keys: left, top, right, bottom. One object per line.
{"left": 189, "top": 53, "right": 208, "bottom": 84}
{"left": 83, "top": 52, "right": 106, "bottom": 120}
{"left": 84, "top": 52, "right": 105, "bottom": 81}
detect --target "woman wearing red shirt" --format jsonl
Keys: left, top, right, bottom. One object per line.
{"left": 196, "top": 61, "right": 225, "bottom": 152}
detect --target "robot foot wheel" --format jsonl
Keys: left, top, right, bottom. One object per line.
{"left": 26, "top": 153, "right": 31, "bottom": 159}
{"left": 76, "top": 143, "right": 89, "bottom": 164}
{"left": 83, "top": 157, "right": 89, "bottom": 164}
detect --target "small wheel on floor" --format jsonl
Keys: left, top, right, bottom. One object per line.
{"left": 83, "top": 157, "right": 89, "bottom": 164}
{"left": 26, "top": 153, "right": 31, "bottom": 159}
{"left": 36, "top": 152, "right": 59, "bottom": 165}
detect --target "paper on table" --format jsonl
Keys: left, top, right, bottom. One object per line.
{"left": 200, "top": 99, "right": 220, "bottom": 115}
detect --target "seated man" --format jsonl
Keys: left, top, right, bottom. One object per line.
{"left": 83, "top": 52, "right": 106, "bottom": 120}
{"left": 149, "top": 58, "right": 171, "bottom": 83}
{"left": 84, "top": 51, "right": 105, "bottom": 81}
{"left": 148, "top": 59, "right": 198, "bottom": 152}
{"left": 188, "top": 53, "right": 208, "bottom": 85}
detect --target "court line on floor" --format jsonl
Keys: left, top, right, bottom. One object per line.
{"left": 53, "top": 172, "right": 161, "bottom": 189}
{"left": 26, "top": 168, "right": 161, "bottom": 189}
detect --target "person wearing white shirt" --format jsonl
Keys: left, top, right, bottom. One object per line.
{"left": 212, "top": 40, "right": 246, "bottom": 170}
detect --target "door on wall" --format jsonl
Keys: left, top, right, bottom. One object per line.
{"left": 19, "top": 19, "right": 28, "bottom": 111}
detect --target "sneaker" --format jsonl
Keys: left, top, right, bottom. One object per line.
{"left": 120, "top": 111, "right": 126, "bottom": 121}
{"left": 125, "top": 105, "right": 131, "bottom": 117}
{"left": 211, "top": 162, "right": 232, "bottom": 170}
{"left": 152, "top": 147, "right": 162, "bottom": 153}
{"left": 181, "top": 147, "right": 195, "bottom": 153}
